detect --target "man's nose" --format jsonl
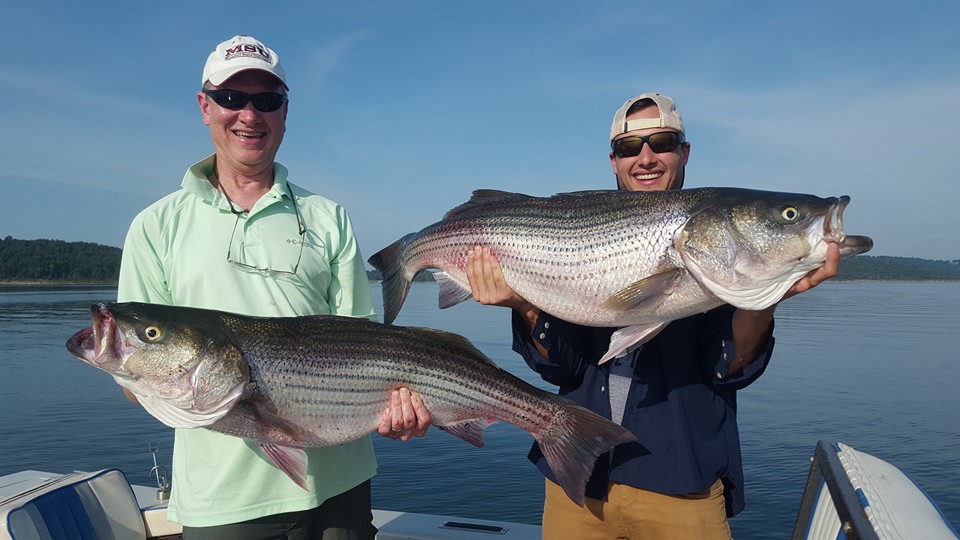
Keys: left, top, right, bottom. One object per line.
{"left": 238, "top": 102, "right": 260, "bottom": 120}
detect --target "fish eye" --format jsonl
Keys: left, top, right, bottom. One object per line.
{"left": 143, "top": 325, "right": 163, "bottom": 341}
{"left": 781, "top": 206, "right": 800, "bottom": 221}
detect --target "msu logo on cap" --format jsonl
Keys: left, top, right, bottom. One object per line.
{"left": 223, "top": 43, "right": 272, "bottom": 63}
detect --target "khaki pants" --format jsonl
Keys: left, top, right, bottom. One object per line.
{"left": 542, "top": 478, "right": 732, "bottom": 540}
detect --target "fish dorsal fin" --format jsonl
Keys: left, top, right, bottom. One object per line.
{"left": 411, "top": 326, "right": 499, "bottom": 367}
{"left": 434, "top": 271, "right": 473, "bottom": 309}
{"left": 601, "top": 268, "right": 685, "bottom": 312}
{"left": 553, "top": 189, "right": 618, "bottom": 198}
{"left": 443, "top": 190, "right": 534, "bottom": 220}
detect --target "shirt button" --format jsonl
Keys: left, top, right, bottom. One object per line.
{"left": 716, "top": 372, "right": 723, "bottom": 379}
{"left": 543, "top": 322, "right": 550, "bottom": 329}
{"left": 539, "top": 333, "right": 546, "bottom": 340}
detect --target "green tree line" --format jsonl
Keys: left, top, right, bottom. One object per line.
{"left": 834, "top": 255, "right": 960, "bottom": 281}
{"left": 1, "top": 237, "right": 122, "bottom": 281}
{"left": 2, "top": 237, "right": 958, "bottom": 282}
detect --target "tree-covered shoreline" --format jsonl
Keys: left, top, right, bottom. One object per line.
{"left": 3, "top": 236, "right": 958, "bottom": 284}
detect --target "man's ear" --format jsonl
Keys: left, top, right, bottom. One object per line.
{"left": 197, "top": 92, "right": 212, "bottom": 126}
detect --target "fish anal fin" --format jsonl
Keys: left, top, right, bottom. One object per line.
{"left": 601, "top": 268, "right": 684, "bottom": 312}
{"left": 434, "top": 271, "right": 474, "bottom": 309}
{"left": 436, "top": 418, "right": 497, "bottom": 447}
{"left": 259, "top": 443, "right": 309, "bottom": 490}
{"left": 599, "top": 323, "right": 667, "bottom": 364}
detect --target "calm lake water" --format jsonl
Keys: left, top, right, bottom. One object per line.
{"left": 1, "top": 282, "right": 957, "bottom": 537}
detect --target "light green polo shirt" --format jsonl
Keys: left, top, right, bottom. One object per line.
{"left": 118, "top": 154, "right": 379, "bottom": 527}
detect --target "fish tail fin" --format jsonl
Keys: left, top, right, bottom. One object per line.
{"left": 368, "top": 233, "right": 418, "bottom": 324}
{"left": 536, "top": 405, "right": 637, "bottom": 506}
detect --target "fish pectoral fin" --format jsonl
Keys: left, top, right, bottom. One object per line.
{"left": 259, "top": 443, "right": 309, "bottom": 490}
{"left": 599, "top": 323, "right": 667, "bottom": 364}
{"left": 434, "top": 271, "right": 474, "bottom": 309}
{"left": 436, "top": 418, "right": 497, "bottom": 448}
{"left": 251, "top": 402, "right": 313, "bottom": 445}
{"left": 601, "top": 269, "right": 685, "bottom": 312}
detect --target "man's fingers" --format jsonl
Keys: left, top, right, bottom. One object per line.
{"left": 399, "top": 387, "right": 416, "bottom": 430}
{"left": 411, "top": 392, "right": 431, "bottom": 433}
{"left": 391, "top": 389, "right": 404, "bottom": 432}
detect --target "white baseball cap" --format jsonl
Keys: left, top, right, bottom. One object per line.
{"left": 202, "top": 35, "right": 287, "bottom": 90}
{"left": 609, "top": 93, "right": 684, "bottom": 141}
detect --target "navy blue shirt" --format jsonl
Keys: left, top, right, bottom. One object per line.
{"left": 511, "top": 305, "right": 774, "bottom": 517}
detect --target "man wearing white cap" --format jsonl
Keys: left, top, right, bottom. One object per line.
{"left": 117, "top": 35, "right": 430, "bottom": 539}
{"left": 465, "top": 93, "right": 840, "bottom": 538}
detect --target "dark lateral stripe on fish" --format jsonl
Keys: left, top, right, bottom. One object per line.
{"left": 247, "top": 353, "right": 554, "bottom": 418}
{"left": 268, "top": 372, "right": 553, "bottom": 420}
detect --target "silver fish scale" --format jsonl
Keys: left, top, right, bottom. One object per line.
{"left": 222, "top": 315, "right": 563, "bottom": 446}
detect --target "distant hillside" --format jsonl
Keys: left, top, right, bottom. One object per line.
{"left": 0, "top": 236, "right": 121, "bottom": 282}
{"left": 837, "top": 255, "right": 960, "bottom": 281}
{"left": 2, "top": 237, "right": 958, "bottom": 283}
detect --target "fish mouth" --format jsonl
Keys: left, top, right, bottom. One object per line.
{"left": 66, "top": 304, "right": 121, "bottom": 367}
{"left": 822, "top": 196, "right": 850, "bottom": 243}
{"left": 823, "top": 196, "right": 873, "bottom": 257}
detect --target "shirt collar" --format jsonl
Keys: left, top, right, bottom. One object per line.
{"left": 182, "top": 154, "right": 293, "bottom": 214}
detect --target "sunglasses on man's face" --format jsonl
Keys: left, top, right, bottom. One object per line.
{"left": 611, "top": 132, "right": 684, "bottom": 158}
{"left": 203, "top": 89, "right": 288, "bottom": 112}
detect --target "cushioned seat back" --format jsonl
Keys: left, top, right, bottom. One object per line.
{"left": 2, "top": 469, "right": 145, "bottom": 540}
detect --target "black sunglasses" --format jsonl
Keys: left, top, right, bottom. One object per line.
{"left": 611, "top": 132, "right": 684, "bottom": 158}
{"left": 203, "top": 89, "right": 288, "bottom": 112}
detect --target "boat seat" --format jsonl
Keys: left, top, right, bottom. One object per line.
{"left": 793, "top": 441, "right": 959, "bottom": 540}
{"left": 2, "top": 469, "right": 146, "bottom": 540}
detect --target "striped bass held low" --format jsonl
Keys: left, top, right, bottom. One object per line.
{"left": 368, "top": 188, "right": 873, "bottom": 363}
{"left": 65, "top": 302, "right": 636, "bottom": 506}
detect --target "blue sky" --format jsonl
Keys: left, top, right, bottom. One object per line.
{"left": 2, "top": 1, "right": 958, "bottom": 260}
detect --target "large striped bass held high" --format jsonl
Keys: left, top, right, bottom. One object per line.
{"left": 368, "top": 188, "right": 873, "bottom": 363}
{"left": 65, "top": 302, "right": 636, "bottom": 505}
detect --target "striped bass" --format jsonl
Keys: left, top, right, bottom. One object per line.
{"left": 66, "top": 302, "right": 636, "bottom": 505}
{"left": 368, "top": 188, "right": 873, "bottom": 363}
